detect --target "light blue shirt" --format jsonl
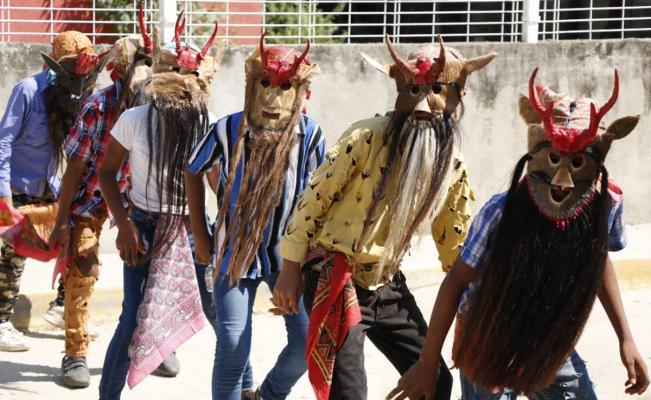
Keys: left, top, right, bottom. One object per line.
{"left": 0, "top": 70, "right": 60, "bottom": 198}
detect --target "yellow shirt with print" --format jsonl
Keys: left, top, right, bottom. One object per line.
{"left": 280, "top": 115, "right": 473, "bottom": 289}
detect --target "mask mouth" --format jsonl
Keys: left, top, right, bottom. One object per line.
{"left": 550, "top": 185, "right": 572, "bottom": 203}
{"left": 412, "top": 110, "right": 434, "bottom": 120}
{"left": 262, "top": 111, "right": 280, "bottom": 120}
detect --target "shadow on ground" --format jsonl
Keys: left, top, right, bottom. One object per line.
{"left": 0, "top": 360, "right": 102, "bottom": 389}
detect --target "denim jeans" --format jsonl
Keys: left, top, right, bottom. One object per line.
{"left": 212, "top": 272, "right": 308, "bottom": 400}
{"left": 460, "top": 350, "right": 597, "bottom": 400}
{"left": 99, "top": 208, "right": 215, "bottom": 400}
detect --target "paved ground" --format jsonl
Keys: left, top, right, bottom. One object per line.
{"left": 2, "top": 284, "right": 651, "bottom": 400}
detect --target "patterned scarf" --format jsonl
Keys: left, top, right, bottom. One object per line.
{"left": 127, "top": 218, "right": 205, "bottom": 388}
{"left": 305, "top": 248, "right": 362, "bottom": 400}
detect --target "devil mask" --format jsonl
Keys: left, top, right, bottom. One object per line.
{"left": 520, "top": 68, "right": 639, "bottom": 228}
{"left": 40, "top": 31, "right": 109, "bottom": 101}
{"left": 245, "top": 33, "right": 319, "bottom": 130}
{"left": 363, "top": 35, "right": 496, "bottom": 118}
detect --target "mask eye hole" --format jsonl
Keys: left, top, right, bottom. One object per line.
{"left": 410, "top": 85, "right": 421, "bottom": 95}
{"left": 280, "top": 81, "right": 292, "bottom": 91}
{"left": 260, "top": 79, "right": 271, "bottom": 88}
{"left": 571, "top": 154, "right": 585, "bottom": 169}
{"left": 172, "top": 66, "right": 181, "bottom": 72}
{"left": 432, "top": 83, "right": 442, "bottom": 94}
{"left": 549, "top": 151, "right": 561, "bottom": 165}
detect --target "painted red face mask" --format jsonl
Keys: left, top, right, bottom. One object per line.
{"left": 174, "top": 11, "right": 218, "bottom": 71}
{"left": 259, "top": 32, "right": 310, "bottom": 86}
{"left": 528, "top": 67, "right": 619, "bottom": 153}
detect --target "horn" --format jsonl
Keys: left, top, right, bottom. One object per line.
{"left": 200, "top": 21, "right": 219, "bottom": 59}
{"left": 174, "top": 10, "right": 186, "bottom": 53}
{"left": 287, "top": 38, "right": 310, "bottom": 78}
{"left": 587, "top": 69, "right": 619, "bottom": 136}
{"left": 138, "top": 0, "right": 153, "bottom": 54}
{"left": 528, "top": 67, "right": 556, "bottom": 135}
{"left": 259, "top": 32, "right": 268, "bottom": 66}
{"left": 429, "top": 34, "right": 446, "bottom": 79}
{"left": 385, "top": 33, "right": 416, "bottom": 76}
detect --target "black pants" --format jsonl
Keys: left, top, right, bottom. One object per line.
{"left": 303, "top": 269, "right": 453, "bottom": 400}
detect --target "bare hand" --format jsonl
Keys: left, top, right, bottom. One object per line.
{"left": 272, "top": 260, "right": 303, "bottom": 315}
{"left": 620, "top": 339, "right": 649, "bottom": 395}
{"left": 116, "top": 218, "right": 145, "bottom": 266}
{"left": 48, "top": 223, "right": 70, "bottom": 251}
{"left": 387, "top": 358, "right": 439, "bottom": 400}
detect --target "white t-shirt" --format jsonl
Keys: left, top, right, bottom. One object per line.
{"left": 110, "top": 104, "right": 215, "bottom": 213}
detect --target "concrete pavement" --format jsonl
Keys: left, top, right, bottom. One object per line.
{"left": 2, "top": 285, "right": 651, "bottom": 399}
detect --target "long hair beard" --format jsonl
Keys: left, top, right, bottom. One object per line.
{"left": 214, "top": 81, "right": 308, "bottom": 284}
{"left": 358, "top": 113, "right": 457, "bottom": 274}
{"left": 144, "top": 101, "right": 208, "bottom": 253}
{"left": 43, "top": 85, "right": 83, "bottom": 166}
{"left": 454, "top": 157, "right": 610, "bottom": 395}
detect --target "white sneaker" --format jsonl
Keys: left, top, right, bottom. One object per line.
{"left": 0, "top": 321, "right": 29, "bottom": 351}
{"left": 41, "top": 301, "right": 65, "bottom": 329}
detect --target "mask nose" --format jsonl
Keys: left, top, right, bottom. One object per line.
{"left": 551, "top": 167, "right": 574, "bottom": 189}
{"left": 414, "top": 96, "right": 430, "bottom": 113}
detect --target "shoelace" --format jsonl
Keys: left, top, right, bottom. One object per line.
{"left": 63, "top": 357, "right": 87, "bottom": 372}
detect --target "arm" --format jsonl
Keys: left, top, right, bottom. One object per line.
{"left": 0, "top": 81, "right": 32, "bottom": 205}
{"left": 388, "top": 258, "right": 478, "bottom": 400}
{"left": 431, "top": 161, "right": 473, "bottom": 272}
{"left": 48, "top": 157, "right": 85, "bottom": 249}
{"left": 598, "top": 256, "right": 649, "bottom": 395}
{"left": 185, "top": 168, "right": 212, "bottom": 265}
{"left": 98, "top": 137, "right": 143, "bottom": 266}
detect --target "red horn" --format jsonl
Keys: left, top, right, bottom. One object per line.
{"left": 287, "top": 38, "right": 310, "bottom": 78}
{"left": 174, "top": 10, "right": 186, "bottom": 53}
{"left": 587, "top": 69, "right": 619, "bottom": 137}
{"left": 385, "top": 33, "right": 417, "bottom": 76}
{"left": 528, "top": 67, "right": 557, "bottom": 135}
{"left": 200, "top": 21, "right": 219, "bottom": 59}
{"left": 138, "top": 0, "right": 153, "bottom": 54}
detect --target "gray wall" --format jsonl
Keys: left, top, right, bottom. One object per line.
{"left": 1, "top": 39, "right": 650, "bottom": 223}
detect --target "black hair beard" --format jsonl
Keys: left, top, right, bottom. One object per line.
{"left": 455, "top": 158, "right": 610, "bottom": 395}
{"left": 43, "top": 85, "right": 84, "bottom": 166}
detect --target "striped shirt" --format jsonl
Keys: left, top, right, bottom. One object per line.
{"left": 188, "top": 112, "right": 326, "bottom": 278}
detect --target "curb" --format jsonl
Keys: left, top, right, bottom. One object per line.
{"left": 11, "top": 259, "right": 650, "bottom": 332}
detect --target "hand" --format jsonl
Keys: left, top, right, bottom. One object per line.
{"left": 620, "top": 339, "right": 649, "bottom": 395}
{"left": 387, "top": 358, "right": 439, "bottom": 400}
{"left": 272, "top": 260, "right": 303, "bottom": 315}
{"left": 116, "top": 218, "right": 145, "bottom": 266}
{"left": 194, "top": 233, "right": 212, "bottom": 265}
{"left": 48, "top": 223, "right": 70, "bottom": 251}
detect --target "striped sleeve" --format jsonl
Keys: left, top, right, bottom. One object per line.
{"left": 188, "top": 117, "right": 227, "bottom": 175}
{"left": 459, "top": 193, "right": 507, "bottom": 269}
{"left": 304, "top": 119, "right": 326, "bottom": 182}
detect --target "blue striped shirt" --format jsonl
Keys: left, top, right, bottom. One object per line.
{"left": 187, "top": 112, "right": 326, "bottom": 279}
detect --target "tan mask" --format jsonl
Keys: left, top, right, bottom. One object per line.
{"left": 245, "top": 34, "right": 317, "bottom": 130}
{"left": 519, "top": 68, "right": 639, "bottom": 224}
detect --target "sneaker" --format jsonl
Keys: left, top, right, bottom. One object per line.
{"left": 0, "top": 321, "right": 29, "bottom": 352}
{"left": 61, "top": 355, "right": 90, "bottom": 388}
{"left": 41, "top": 300, "right": 65, "bottom": 329}
{"left": 153, "top": 352, "right": 180, "bottom": 377}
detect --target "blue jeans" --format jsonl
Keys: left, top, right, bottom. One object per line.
{"left": 460, "top": 350, "right": 597, "bottom": 400}
{"left": 212, "top": 272, "right": 308, "bottom": 400}
{"left": 99, "top": 208, "right": 216, "bottom": 399}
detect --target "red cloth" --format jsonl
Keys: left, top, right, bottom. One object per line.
{"left": 305, "top": 251, "right": 362, "bottom": 400}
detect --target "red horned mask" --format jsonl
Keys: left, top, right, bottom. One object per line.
{"left": 386, "top": 34, "right": 446, "bottom": 85}
{"left": 259, "top": 32, "right": 310, "bottom": 86}
{"left": 528, "top": 67, "right": 619, "bottom": 153}
{"left": 174, "top": 11, "right": 218, "bottom": 71}
{"left": 138, "top": 0, "right": 153, "bottom": 55}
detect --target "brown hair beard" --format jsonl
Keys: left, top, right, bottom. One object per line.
{"left": 357, "top": 112, "right": 458, "bottom": 273}
{"left": 213, "top": 81, "right": 309, "bottom": 284}
{"left": 454, "top": 159, "right": 610, "bottom": 395}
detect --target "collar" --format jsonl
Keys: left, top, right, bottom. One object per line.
{"left": 37, "top": 69, "right": 51, "bottom": 93}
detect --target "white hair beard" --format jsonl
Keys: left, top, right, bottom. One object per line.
{"left": 379, "top": 117, "right": 457, "bottom": 274}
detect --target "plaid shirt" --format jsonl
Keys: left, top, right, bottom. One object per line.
{"left": 65, "top": 81, "right": 130, "bottom": 219}
{"left": 458, "top": 185, "right": 626, "bottom": 310}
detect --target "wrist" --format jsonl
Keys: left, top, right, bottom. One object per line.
{"left": 116, "top": 215, "right": 132, "bottom": 230}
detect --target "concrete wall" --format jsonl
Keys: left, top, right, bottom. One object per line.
{"left": 1, "top": 39, "right": 650, "bottom": 223}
